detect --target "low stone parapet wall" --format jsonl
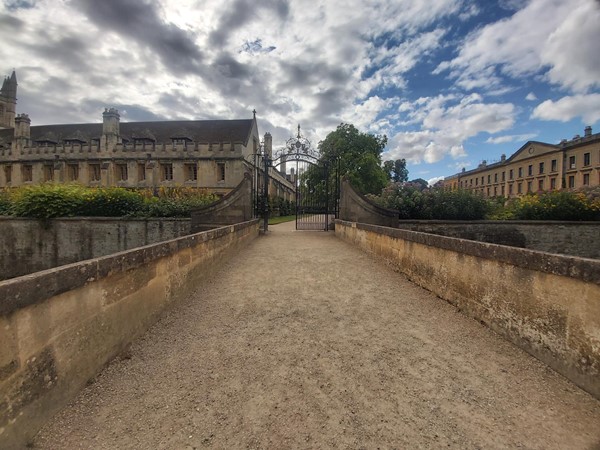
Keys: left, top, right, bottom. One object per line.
{"left": 395, "top": 220, "right": 600, "bottom": 259}
{"left": 335, "top": 219, "right": 600, "bottom": 400}
{"left": 0, "top": 217, "right": 192, "bottom": 281}
{"left": 0, "top": 219, "right": 260, "bottom": 448}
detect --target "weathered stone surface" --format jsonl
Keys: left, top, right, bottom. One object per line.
{"left": 395, "top": 220, "right": 600, "bottom": 259}
{"left": 336, "top": 219, "right": 600, "bottom": 400}
{"left": 0, "top": 217, "right": 193, "bottom": 281}
{"left": 0, "top": 219, "right": 259, "bottom": 448}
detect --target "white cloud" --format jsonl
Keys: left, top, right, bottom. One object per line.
{"left": 427, "top": 176, "right": 445, "bottom": 187}
{"left": 435, "top": 0, "right": 600, "bottom": 94}
{"left": 485, "top": 133, "right": 537, "bottom": 144}
{"left": 525, "top": 92, "right": 537, "bottom": 101}
{"left": 531, "top": 94, "right": 600, "bottom": 124}
{"left": 383, "top": 94, "right": 516, "bottom": 163}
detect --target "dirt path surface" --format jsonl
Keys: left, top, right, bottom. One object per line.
{"left": 33, "top": 221, "right": 600, "bottom": 449}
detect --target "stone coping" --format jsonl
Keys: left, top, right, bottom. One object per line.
{"left": 396, "top": 219, "right": 600, "bottom": 226}
{"left": 336, "top": 220, "right": 600, "bottom": 285}
{"left": 0, "top": 216, "right": 192, "bottom": 222}
{"left": 0, "top": 219, "right": 259, "bottom": 316}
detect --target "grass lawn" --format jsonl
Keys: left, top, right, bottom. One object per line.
{"left": 268, "top": 215, "right": 296, "bottom": 225}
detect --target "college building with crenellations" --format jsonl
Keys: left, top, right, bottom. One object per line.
{"left": 443, "top": 126, "right": 599, "bottom": 197}
{"left": 0, "top": 71, "right": 294, "bottom": 201}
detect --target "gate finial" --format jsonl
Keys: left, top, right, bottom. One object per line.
{"left": 297, "top": 124, "right": 301, "bottom": 139}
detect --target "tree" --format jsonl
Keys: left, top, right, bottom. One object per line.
{"left": 317, "top": 123, "right": 388, "bottom": 195}
{"left": 393, "top": 159, "right": 409, "bottom": 183}
{"left": 384, "top": 158, "right": 409, "bottom": 183}
{"left": 409, "top": 178, "right": 429, "bottom": 190}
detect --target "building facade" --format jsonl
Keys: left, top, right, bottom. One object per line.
{"left": 443, "top": 127, "right": 600, "bottom": 197}
{"left": 0, "top": 71, "right": 294, "bottom": 201}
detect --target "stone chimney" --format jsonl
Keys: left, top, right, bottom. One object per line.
{"left": 584, "top": 126, "right": 592, "bottom": 137}
{"left": 101, "top": 108, "right": 120, "bottom": 148}
{"left": 501, "top": 154, "right": 506, "bottom": 162}
{"left": 14, "top": 113, "right": 30, "bottom": 139}
{"left": 264, "top": 132, "right": 272, "bottom": 158}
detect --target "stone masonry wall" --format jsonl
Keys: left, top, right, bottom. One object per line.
{"left": 0, "top": 219, "right": 260, "bottom": 448}
{"left": 0, "top": 217, "right": 192, "bottom": 281}
{"left": 395, "top": 221, "right": 600, "bottom": 259}
{"left": 335, "top": 219, "right": 600, "bottom": 401}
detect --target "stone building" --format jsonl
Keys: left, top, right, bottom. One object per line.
{"left": 443, "top": 128, "right": 600, "bottom": 197}
{"left": 0, "top": 71, "right": 294, "bottom": 201}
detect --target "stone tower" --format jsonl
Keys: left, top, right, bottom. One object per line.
{"left": 0, "top": 71, "right": 17, "bottom": 129}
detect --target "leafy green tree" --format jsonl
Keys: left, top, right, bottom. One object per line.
{"left": 317, "top": 123, "right": 388, "bottom": 194}
{"left": 408, "top": 178, "right": 429, "bottom": 190}
{"left": 383, "top": 160, "right": 394, "bottom": 180}
{"left": 383, "top": 158, "right": 409, "bottom": 183}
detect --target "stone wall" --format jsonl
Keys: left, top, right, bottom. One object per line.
{"left": 191, "top": 172, "right": 253, "bottom": 232}
{"left": 395, "top": 221, "right": 600, "bottom": 259}
{"left": 339, "top": 179, "right": 398, "bottom": 227}
{"left": 0, "top": 217, "right": 192, "bottom": 281}
{"left": 0, "top": 219, "right": 260, "bottom": 448}
{"left": 335, "top": 219, "right": 600, "bottom": 400}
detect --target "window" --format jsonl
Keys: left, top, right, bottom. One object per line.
{"left": 501, "top": 185, "right": 505, "bottom": 196}
{"left": 569, "top": 156, "right": 576, "bottom": 169}
{"left": 43, "top": 165, "right": 54, "bottom": 182}
{"left": 509, "top": 184, "right": 513, "bottom": 195}
{"left": 89, "top": 164, "right": 101, "bottom": 182}
{"left": 509, "top": 169, "right": 513, "bottom": 180}
{"left": 502, "top": 171, "right": 505, "bottom": 182}
{"left": 486, "top": 187, "right": 490, "bottom": 196}
{"left": 185, "top": 163, "right": 198, "bottom": 181}
{"left": 518, "top": 167, "right": 523, "bottom": 178}
{"left": 162, "top": 163, "right": 173, "bottom": 181}
{"left": 217, "top": 162, "right": 225, "bottom": 182}
{"left": 494, "top": 173, "right": 498, "bottom": 183}
{"left": 550, "top": 178, "right": 556, "bottom": 190}
{"left": 475, "top": 177, "right": 478, "bottom": 186}
{"left": 528, "top": 165, "right": 533, "bottom": 176}
{"left": 568, "top": 176, "right": 575, "bottom": 188}
{"left": 583, "top": 173, "right": 590, "bottom": 186}
{"left": 481, "top": 176, "right": 484, "bottom": 185}
{"left": 137, "top": 163, "right": 146, "bottom": 181}
{"left": 493, "top": 187, "right": 497, "bottom": 196}
{"left": 116, "top": 164, "right": 128, "bottom": 181}
{"left": 551, "top": 159, "right": 557, "bottom": 172}
{"left": 527, "top": 181, "right": 532, "bottom": 193}
{"left": 539, "top": 162, "right": 544, "bottom": 174}
{"left": 68, "top": 164, "right": 79, "bottom": 181}
{"left": 487, "top": 175, "right": 491, "bottom": 184}
{"left": 4, "top": 165, "right": 12, "bottom": 183}
{"left": 538, "top": 179, "right": 544, "bottom": 191}
{"left": 584, "top": 152, "right": 591, "bottom": 166}
{"left": 22, "top": 165, "right": 33, "bottom": 182}
{"left": 517, "top": 182, "right": 522, "bottom": 194}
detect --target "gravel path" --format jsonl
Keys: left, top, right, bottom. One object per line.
{"left": 33, "top": 221, "right": 600, "bottom": 449}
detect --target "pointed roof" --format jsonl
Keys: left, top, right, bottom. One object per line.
{"left": 0, "top": 71, "right": 17, "bottom": 101}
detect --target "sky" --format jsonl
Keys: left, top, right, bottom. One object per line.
{"left": 1, "top": 0, "right": 599, "bottom": 185}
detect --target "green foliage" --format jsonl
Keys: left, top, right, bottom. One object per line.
{"left": 370, "top": 183, "right": 489, "bottom": 220}
{"left": 318, "top": 123, "right": 388, "bottom": 195}
{"left": 383, "top": 159, "right": 409, "bottom": 183}
{"left": 2, "top": 184, "right": 218, "bottom": 219}
{"left": 498, "top": 190, "right": 600, "bottom": 221}
{"left": 0, "top": 188, "right": 11, "bottom": 215}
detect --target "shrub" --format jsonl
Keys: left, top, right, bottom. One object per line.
{"left": 505, "top": 191, "right": 599, "bottom": 221}
{"left": 370, "top": 183, "right": 489, "bottom": 220}
{"left": 4, "top": 184, "right": 219, "bottom": 219}
{"left": 11, "top": 184, "right": 87, "bottom": 219}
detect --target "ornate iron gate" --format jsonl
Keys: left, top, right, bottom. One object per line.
{"left": 247, "top": 125, "right": 340, "bottom": 232}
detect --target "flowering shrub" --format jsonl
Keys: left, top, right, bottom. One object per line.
{"left": 502, "top": 190, "right": 600, "bottom": 220}
{"left": 2, "top": 184, "right": 218, "bottom": 219}
{"left": 369, "top": 183, "right": 489, "bottom": 220}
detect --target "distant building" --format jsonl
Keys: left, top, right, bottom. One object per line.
{"left": 0, "top": 71, "right": 294, "bottom": 201}
{"left": 443, "top": 128, "right": 599, "bottom": 197}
